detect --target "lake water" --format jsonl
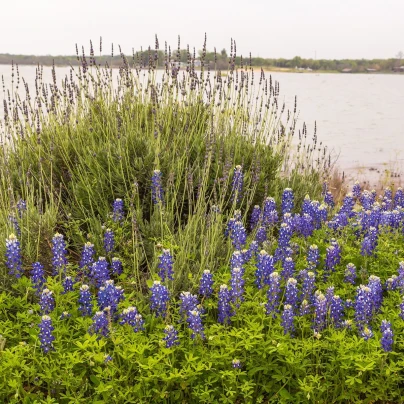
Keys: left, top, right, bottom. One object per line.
{"left": 1, "top": 65, "right": 403, "bottom": 187}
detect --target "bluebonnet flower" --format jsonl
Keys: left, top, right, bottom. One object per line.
{"left": 158, "top": 249, "right": 174, "bottom": 281}
{"left": 354, "top": 285, "right": 373, "bottom": 331}
{"left": 380, "top": 322, "right": 393, "bottom": 352}
{"left": 104, "top": 354, "right": 113, "bottom": 363}
{"left": 62, "top": 276, "right": 74, "bottom": 294}
{"left": 51, "top": 233, "right": 68, "bottom": 276}
{"left": 163, "top": 325, "right": 180, "bottom": 347}
{"left": 97, "top": 280, "right": 124, "bottom": 314}
{"left": 104, "top": 229, "right": 115, "bottom": 253}
{"left": 301, "top": 271, "right": 316, "bottom": 302}
{"left": 328, "top": 212, "right": 349, "bottom": 231}
{"left": 112, "top": 198, "right": 124, "bottom": 223}
{"left": 255, "top": 226, "right": 267, "bottom": 244}
{"left": 179, "top": 292, "right": 199, "bottom": 319}
{"left": 199, "top": 270, "right": 214, "bottom": 297}
{"left": 266, "top": 272, "right": 281, "bottom": 317}
{"left": 78, "top": 285, "right": 93, "bottom": 316}
{"left": 16, "top": 199, "right": 27, "bottom": 218}
{"left": 360, "top": 190, "right": 375, "bottom": 210}
{"left": 8, "top": 215, "right": 20, "bottom": 236}
{"left": 313, "top": 292, "right": 327, "bottom": 332}
{"left": 281, "top": 188, "right": 294, "bottom": 215}
{"left": 231, "top": 165, "right": 244, "bottom": 203}
{"left": 38, "top": 315, "right": 55, "bottom": 353}
{"left": 281, "top": 305, "right": 295, "bottom": 335}
{"left": 245, "top": 241, "right": 259, "bottom": 261}
{"left": 262, "top": 197, "right": 277, "bottom": 223}
{"left": 6, "top": 234, "right": 23, "bottom": 278}
{"left": 400, "top": 297, "right": 404, "bottom": 320}
{"left": 384, "top": 187, "right": 393, "bottom": 200}
{"left": 330, "top": 295, "right": 344, "bottom": 328}
{"left": 324, "top": 191, "right": 335, "bottom": 208}
{"left": 151, "top": 169, "right": 164, "bottom": 205}
{"left": 390, "top": 210, "right": 402, "bottom": 228}
{"left": 31, "top": 262, "right": 46, "bottom": 295}
{"left": 255, "top": 250, "right": 274, "bottom": 289}
{"left": 187, "top": 309, "right": 205, "bottom": 339}
{"left": 232, "top": 359, "right": 241, "bottom": 368}
{"left": 299, "top": 214, "right": 314, "bottom": 238}
{"left": 307, "top": 244, "right": 319, "bottom": 271}
{"left": 339, "top": 193, "right": 355, "bottom": 217}
{"left": 330, "top": 239, "right": 342, "bottom": 265}
{"left": 89, "top": 311, "right": 109, "bottom": 338}
{"left": 325, "top": 286, "right": 335, "bottom": 307}
{"left": 120, "top": 307, "right": 144, "bottom": 332}
{"left": 324, "top": 246, "right": 337, "bottom": 278}
{"left": 225, "top": 218, "right": 236, "bottom": 238}
{"left": 150, "top": 281, "right": 170, "bottom": 318}
{"left": 285, "top": 278, "right": 298, "bottom": 309}
{"left": 360, "top": 326, "right": 373, "bottom": 340}
{"left": 345, "top": 299, "right": 354, "bottom": 309}
{"left": 111, "top": 257, "right": 123, "bottom": 276}
{"left": 299, "top": 299, "right": 311, "bottom": 316}
{"left": 302, "top": 195, "right": 312, "bottom": 216}
{"left": 368, "top": 275, "right": 383, "bottom": 314}
{"left": 218, "top": 284, "right": 233, "bottom": 324}
{"left": 250, "top": 205, "right": 261, "bottom": 230}
{"left": 60, "top": 311, "right": 71, "bottom": 320}
{"left": 342, "top": 319, "right": 353, "bottom": 330}
{"left": 282, "top": 213, "right": 295, "bottom": 230}
{"left": 278, "top": 223, "right": 292, "bottom": 249}
{"left": 394, "top": 187, "right": 404, "bottom": 208}
{"left": 230, "top": 250, "right": 244, "bottom": 270}
{"left": 352, "top": 181, "right": 361, "bottom": 198}
{"left": 385, "top": 275, "right": 398, "bottom": 291}
{"left": 361, "top": 227, "right": 378, "bottom": 256}
{"left": 344, "top": 263, "right": 357, "bottom": 285}
{"left": 230, "top": 221, "right": 247, "bottom": 250}
{"left": 79, "top": 242, "right": 95, "bottom": 270}
{"left": 40, "top": 289, "right": 55, "bottom": 315}
{"left": 230, "top": 267, "right": 244, "bottom": 308}
{"left": 90, "top": 257, "right": 110, "bottom": 287}
{"left": 281, "top": 257, "right": 295, "bottom": 280}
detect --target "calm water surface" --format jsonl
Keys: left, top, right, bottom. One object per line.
{"left": 1, "top": 65, "right": 403, "bottom": 185}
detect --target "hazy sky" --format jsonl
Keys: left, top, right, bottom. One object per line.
{"left": 1, "top": 0, "right": 403, "bottom": 59}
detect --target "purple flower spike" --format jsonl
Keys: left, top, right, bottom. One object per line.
{"left": 6, "top": 234, "right": 23, "bottom": 278}
{"left": 158, "top": 249, "right": 174, "bottom": 281}
{"left": 163, "top": 325, "right": 180, "bottom": 347}
{"left": 231, "top": 165, "right": 244, "bottom": 204}
{"left": 199, "top": 270, "right": 213, "bottom": 297}
{"left": 151, "top": 169, "right": 164, "bottom": 205}
{"left": 39, "top": 315, "right": 55, "bottom": 353}
{"left": 112, "top": 198, "right": 124, "bottom": 223}
{"left": 51, "top": 233, "right": 68, "bottom": 276}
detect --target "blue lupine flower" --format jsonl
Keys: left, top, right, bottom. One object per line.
{"left": 282, "top": 213, "right": 295, "bottom": 230}
{"left": 368, "top": 275, "right": 383, "bottom": 314}
{"left": 281, "top": 304, "right": 295, "bottom": 335}
{"left": 104, "top": 354, "right": 113, "bottom": 363}
{"left": 187, "top": 309, "right": 205, "bottom": 339}
{"left": 313, "top": 292, "right": 327, "bottom": 332}
{"left": 344, "top": 263, "right": 357, "bottom": 285}
{"left": 97, "top": 280, "right": 125, "bottom": 314}
{"left": 163, "top": 325, "right": 180, "bottom": 347}
{"left": 230, "top": 267, "right": 244, "bottom": 308}
{"left": 328, "top": 212, "right": 349, "bottom": 231}
{"left": 360, "top": 190, "right": 375, "bottom": 210}
{"left": 158, "top": 249, "right": 174, "bottom": 281}
{"left": 104, "top": 229, "right": 115, "bottom": 254}
{"left": 151, "top": 169, "right": 164, "bottom": 205}
{"left": 324, "top": 244, "right": 341, "bottom": 278}
{"left": 400, "top": 297, "right": 404, "bottom": 320}
{"left": 225, "top": 218, "right": 236, "bottom": 238}
{"left": 262, "top": 197, "right": 277, "bottom": 225}
{"left": 361, "top": 227, "right": 378, "bottom": 256}
{"left": 299, "top": 299, "right": 311, "bottom": 316}
{"left": 250, "top": 205, "right": 261, "bottom": 230}
{"left": 324, "top": 191, "right": 335, "bottom": 208}
{"left": 360, "top": 326, "right": 373, "bottom": 340}
{"left": 330, "top": 295, "right": 344, "bottom": 328}
{"left": 232, "top": 359, "right": 241, "bottom": 368}
{"left": 90, "top": 257, "right": 110, "bottom": 287}
{"left": 352, "top": 181, "right": 361, "bottom": 198}
{"left": 8, "top": 215, "right": 20, "bottom": 236}
{"left": 199, "top": 270, "right": 214, "bottom": 297}
{"left": 6, "top": 234, "right": 23, "bottom": 278}
{"left": 230, "top": 221, "right": 247, "bottom": 250}
{"left": 342, "top": 319, "right": 353, "bottom": 330}
{"left": 394, "top": 187, "right": 404, "bottom": 208}
{"left": 89, "top": 311, "right": 109, "bottom": 338}
{"left": 112, "top": 198, "right": 124, "bottom": 223}
{"left": 339, "top": 193, "right": 355, "bottom": 217}
{"left": 266, "top": 272, "right": 281, "bottom": 317}
{"left": 380, "top": 322, "right": 393, "bottom": 352}
{"left": 62, "top": 276, "right": 74, "bottom": 294}
{"left": 40, "top": 289, "right": 55, "bottom": 315}
{"left": 231, "top": 165, "right": 244, "bottom": 203}
{"left": 111, "top": 257, "right": 123, "bottom": 276}
{"left": 78, "top": 285, "right": 93, "bottom": 316}
{"left": 218, "top": 284, "right": 233, "bottom": 324}
{"left": 150, "top": 281, "right": 170, "bottom": 318}
{"left": 16, "top": 199, "right": 27, "bottom": 218}
{"left": 51, "top": 233, "right": 68, "bottom": 276}
{"left": 330, "top": 239, "right": 342, "bottom": 265}
{"left": 285, "top": 278, "right": 298, "bottom": 309}
{"left": 345, "top": 298, "right": 354, "bottom": 309}
{"left": 325, "top": 286, "right": 335, "bottom": 307}
{"left": 281, "top": 257, "right": 295, "bottom": 280}
{"left": 244, "top": 241, "right": 259, "bottom": 262}
{"left": 301, "top": 271, "right": 315, "bottom": 302}
{"left": 230, "top": 250, "right": 245, "bottom": 270}
{"left": 281, "top": 188, "right": 294, "bottom": 215}
{"left": 255, "top": 250, "right": 274, "bottom": 289}
{"left": 385, "top": 275, "right": 398, "bottom": 291}
{"left": 307, "top": 244, "right": 319, "bottom": 271}
{"left": 120, "top": 306, "right": 144, "bottom": 332}
{"left": 60, "top": 311, "right": 71, "bottom": 320}
{"left": 179, "top": 292, "right": 199, "bottom": 319}
{"left": 299, "top": 213, "right": 314, "bottom": 238}
{"left": 31, "top": 262, "right": 46, "bottom": 295}
{"left": 79, "top": 242, "right": 95, "bottom": 270}
{"left": 255, "top": 226, "right": 267, "bottom": 244}
{"left": 278, "top": 223, "right": 292, "bottom": 249}
{"left": 38, "top": 315, "right": 55, "bottom": 353}
{"left": 302, "top": 195, "right": 312, "bottom": 216}
{"left": 354, "top": 285, "right": 373, "bottom": 331}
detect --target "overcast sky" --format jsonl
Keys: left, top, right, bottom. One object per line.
{"left": 1, "top": 0, "right": 403, "bottom": 59}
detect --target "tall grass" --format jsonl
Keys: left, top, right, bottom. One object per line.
{"left": 0, "top": 37, "right": 331, "bottom": 291}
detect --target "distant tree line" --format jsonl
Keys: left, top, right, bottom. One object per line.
{"left": 0, "top": 49, "right": 403, "bottom": 73}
